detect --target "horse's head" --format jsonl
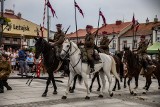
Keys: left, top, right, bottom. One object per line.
{"left": 122, "top": 47, "right": 131, "bottom": 63}
{"left": 60, "top": 39, "right": 71, "bottom": 59}
{"left": 34, "top": 37, "right": 45, "bottom": 59}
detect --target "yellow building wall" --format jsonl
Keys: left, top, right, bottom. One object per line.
{"left": 3, "top": 19, "right": 47, "bottom": 37}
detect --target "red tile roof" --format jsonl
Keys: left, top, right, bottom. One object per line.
{"left": 97, "top": 22, "right": 131, "bottom": 35}
{"left": 121, "top": 22, "right": 160, "bottom": 37}
{"left": 67, "top": 21, "right": 131, "bottom": 38}
{"left": 67, "top": 28, "right": 97, "bottom": 38}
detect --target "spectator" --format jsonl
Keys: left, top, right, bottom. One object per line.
{"left": 0, "top": 53, "right": 12, "bottom": 93}
{"left": 18, "top": 47, "right": 27, "bottom": 77}
{"left": 10, "top": 51, "right": 16, "bottom": 72}
{"left": 26, "top": 54, "right": 34, "bottom": 72}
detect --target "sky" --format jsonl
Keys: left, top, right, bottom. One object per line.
{"left": 4, "top": 0, "right": 160, "bottom": 33}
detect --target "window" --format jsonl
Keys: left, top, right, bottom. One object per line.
{"left": 5, "top": 37, "right": 10, "bottom": 41}
{"left": 13, "top": 38, "right": 17, "bottom": 41}
{"left": 112, "top": 40, "right": 116, "bottom": 49}
{"left": 123, "top": 40, "right": 127, "bottom": 47}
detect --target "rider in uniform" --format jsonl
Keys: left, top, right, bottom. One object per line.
{"left": 84, "top": 25, "right": 95, "bottom": 73}
{"left": 136, "top": 35, "right": 155, "bottom": 73}
{"left": 100, "top": 31, "right": 110, "bottom": 54}
{"left": 49, "top": 24, "right": 65, "bottom": 58}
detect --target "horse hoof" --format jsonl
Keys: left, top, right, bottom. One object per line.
{"left": 69, "top": 89, "right": 74, "bottom": 93}
{"left": 118, "top": 87, "right": 121, "bottom": 90}
{"left": 110, "top": 93, "right": 113, "bottom": 97}
{"left": 97, "top": 88, "right": 100, "bottom": 92}
{"left": 85, "top": 96, "right": 90, "bottom": 100}
{"left": 112, "top": 88, "right": 116, "bottom": 91}
{"left": 134, "top": 87, "right": 138, "bottom": 89}
{"left": 142, "top": 92, "right": 146, "bottom": 94}
{"left": 62, "top": 96, "right": 67, "bottom": 99}
{"left": 42, "top": 93, "right": 47, "bottom": 97}
{"left": 130, "top": 91, "right": 134, "bottom": 95}
{"left": 133, "top": 93, "right": 137, "bottom": 96}
{"left": 53, "top": 91, "right": 58, "bottom": 95}
{"left": 143, "top": 86, "right": 146, "bottom": 89}
{"left": 98, "top": 95, "right": 103, "bottom": 98}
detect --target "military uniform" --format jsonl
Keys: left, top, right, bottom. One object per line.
{"left": 49, "top": 24, "right": 65, "bottom": 57}
{"left": 84, "top": 25, "right": 95, "bottom": 71}
{"left": 137, "top": 35, "right": 154, "bottom": 72}
{"left": 0, "top": 54, "right": 12, "bottom": 93}
{"left": 100, "top": 32, "right": 110, "bottom": 54}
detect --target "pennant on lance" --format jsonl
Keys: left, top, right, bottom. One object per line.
{"left": 99, "top": 10, "right": 107, "bottom": 26}
{"left": 74, "top": 1, "right": 84, "bottom": 17}
{"left": 46, "top": 1, "right": 57, "bottom": 18}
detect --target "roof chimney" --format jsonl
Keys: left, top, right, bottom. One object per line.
{"left": 146, "top": 17, "right": 149, "bottom": 24}
{"left": 17, "top": 12, "right": 22, "bottom": 19}
{"left": 116, "top": 20, "right": 122, "bottom": 25}
{"left": 154, "top": 15, "right": 158, "bottom": 23}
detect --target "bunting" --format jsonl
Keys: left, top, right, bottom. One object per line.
{"left": 74, "top": 1, "right": 84, "bottom": 17}
{"left": 46, "top": 1, "right": 57, "bottom": 18}
{"left": 99, "top": 10, "right": 107, "bottom": 26}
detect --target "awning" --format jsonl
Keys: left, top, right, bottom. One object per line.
{"left": 147, "top": 42, "right": 160, "bottom": 54}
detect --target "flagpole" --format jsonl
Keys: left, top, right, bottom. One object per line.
{"left": 47, "top": 0, "right": 50, "bottom": 42}
{"left": 95, "top": 8, "right": 101, "bottom": 46}
{"left": 74, "top": 0, "right": 78, "bottom": 43}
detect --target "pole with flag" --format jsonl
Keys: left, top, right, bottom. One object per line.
{"left": 132, "top": 13, "right": 135, "bottom": 50}
{"left": 74, "top": 0, "right": 84, "bottom": 43}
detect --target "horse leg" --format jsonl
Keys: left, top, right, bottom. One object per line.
{"left": 143, "top": 75, "right": 152, "bottom": 94}
{"left": 96, "top": 72, "right": 101, "bottom": 92}
{"left": 62, "top": 72, "right": 75, "bottom": 99}
{"left": 143, "top": 77, "right": 148, "bottom": 89}
{"left": 99, "top": 71, "right": 106, "bottom": 98}
{"left": 128, "top": 77, "right": 134, "bottom": 95}
{"left": 158, "top": 78, "right": 160, "bottom": 89}
{"left": 105, "top": 70, "right": 113, "bottom": 97}
{"left": 82, "top": 72, "right": 90, "bottom": 99}
{"left": 51, "top": 74, "right": 57, "bottom": 94}
{"left": 42, "top": 74, "right": 51, "bottom": 97}
{"left": 134, "top": 76, "right": 139, "bottom": 89}
{"left": 117, "top": 78, "right": 121, "bottom": 90}
{"left": 124, "top": 77, "right": 127, "bottom": 88}
{"left": 112, "top": 78, "right": 117, "bottom": 91}
{"left": 70, "top": 74, "right": 78, "bottom": 93}
{"left": 89, "top": 72, "right": 97, "bottom": 92}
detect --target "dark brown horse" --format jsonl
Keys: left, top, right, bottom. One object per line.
{"left": 122, "top": 47, "right": 155, "bottom": 95}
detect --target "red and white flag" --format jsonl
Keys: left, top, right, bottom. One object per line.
{"left": 135, "top": 21, "right": 140, "bottom": 32}
{"left": 99, "top": 10, "right": 107, "bottom": 26}
{"left": 46, "top": 1, "right": 57, "bottom": 18}
{"left": 74, "top": 1, "right": 84, "bottom": 17}
{"left": 132, "top": 13, "right": 135, "bottom": 25}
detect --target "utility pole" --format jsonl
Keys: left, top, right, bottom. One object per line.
{"left": 0, "top": 0, "right": 4, "bottom": 46}
{"left": 47, "top": 0, "right": 49, "bottom": 42}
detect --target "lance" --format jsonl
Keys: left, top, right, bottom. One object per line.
{"left": 95, "top": 8, "right": 101, "bottom": 46}
{"left": 65, "top": 25, "right": 71, "bottom": 34}
{"left": 74, "top": 0, "right": 79, "bottom": 43}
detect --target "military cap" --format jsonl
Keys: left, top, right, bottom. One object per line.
{"left": 86, "top": 25, "right": 93, "bottom": 29}
{"left": 102, "top": 31, "right": 108, "bottom": 35}
{"left": 56, "top": 24, "right": 62, "bottom": 27}
{"left": 140, "top": 35, "right": 145, "bottom": 39}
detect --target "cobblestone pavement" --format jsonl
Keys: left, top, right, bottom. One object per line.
{"left": 0, "top": 72, "right": 160, "bottom": 107}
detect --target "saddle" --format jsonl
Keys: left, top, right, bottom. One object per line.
{"left": 80, "top": 48, "right": 101, "bottom": 63}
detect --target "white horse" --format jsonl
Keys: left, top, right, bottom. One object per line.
{"left": 60, "top": 39, "right": 120, "bottom": 99}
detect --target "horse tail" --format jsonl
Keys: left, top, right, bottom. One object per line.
{"left": 110, "top": 56, "right": 120, "bottom": 82}
{"left": 77, "top": 74, "right": 83, "bottom": 85}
